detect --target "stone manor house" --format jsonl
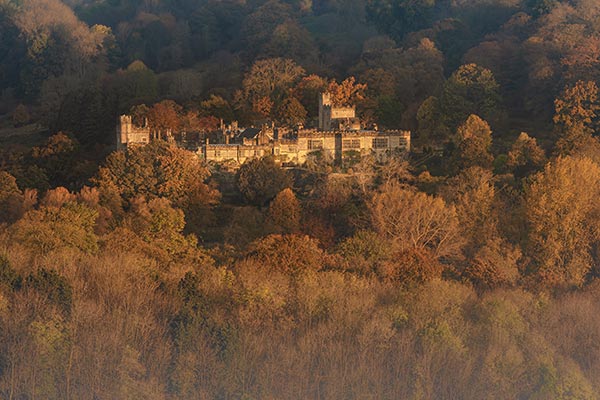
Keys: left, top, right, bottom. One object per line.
{"left": 116, "top": 93, "right": 411, "bottom": 165}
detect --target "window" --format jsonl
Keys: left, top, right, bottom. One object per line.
{"left": 308, "top": 139, "right": 323, "bottom": 150}
{"left": 343, "top": 139, "right": 360, "bottom": 149}
{"left": 372, "top": 138, "right": 388, "bottom": 149}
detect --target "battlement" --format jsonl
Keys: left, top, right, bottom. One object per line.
{"left": 116, "top": 114, "right": 151, "bottom": 150}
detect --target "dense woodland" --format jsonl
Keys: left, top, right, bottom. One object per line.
{"left": 4, "top": 0, "right": 600, "bottom": 398}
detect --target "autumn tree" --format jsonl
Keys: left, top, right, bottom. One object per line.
{"left": 236, "top": 157, "right": 292, "bottom": 206}
{"left": 379, "top": 246, "right": 445, "bottom": 284}
{"left": 94, "top": 141, "right": 220, "bottom": 219}
{"left": 326, "top": 77, "right": 367, "bottom": 107}
{"left": 246, "top": 234, "right": 324, "bottom": 276}
{"left": 554, "top": 80, "right": 600, "bottom": 154}
{"left": 369, "top": 184, "right": 464, "bottom": 284}
{"left": 40, "top": 187, "right": 76, "bottom": 208}
{"left": 147, "top": 100, "right": 183, "bottom": 137}
{"left": 524, "top": 156, "right": 600, "bottom": 288}
{"left": 10, "top": 199, "right": 98, "bottom": 255}
{"left": 125, "top": 197, "right": 199, "bottom": 260}
{"left": 442, "top": 167, "right": 520, "bottom": 288}
{"left": 266, "top": 188, "right": 301, "bottom": 234}
{"left": 252, "top": 96, "right": 274, "bottom": 118}
{"left": 369, "top": 183, "right": 463, "bottom": 262}
{"left": 242, "top": 58, "right": 305, "bottom": 118}
{"left": 507, "top": 132, "right": 547, "bottom": 179}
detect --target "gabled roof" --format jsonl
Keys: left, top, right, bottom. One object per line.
{"left": 239, "top": 127, "right": 261, "bottom": 139}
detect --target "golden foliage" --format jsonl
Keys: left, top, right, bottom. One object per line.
{"left": 369, "top": 184, "right": 463, "bottom": 261}
{"left": 525, "top": 156, "right": 600, "bottom": 288}
{"left": 266, "top": 188, "right": 301, "bottom": 234}
{"left": 246, "top": 234, "right": 325, "bottom": 276}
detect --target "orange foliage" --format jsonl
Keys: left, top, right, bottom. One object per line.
{"left": 326, "top": 77, "right": 367, "bottom": 107}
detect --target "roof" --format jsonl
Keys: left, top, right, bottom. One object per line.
{"left": 239, "top": 127, "right": 261, "bottom": 139}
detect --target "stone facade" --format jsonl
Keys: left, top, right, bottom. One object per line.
{"left": 202, "top": 142, "right": 272, "bottom": 165}
{"left": 202, "top": 129, "right": 411, "bottom": 165}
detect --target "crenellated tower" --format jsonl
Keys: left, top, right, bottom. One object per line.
{"left": 116, "top": 115, "right": 151, "bottom": 150}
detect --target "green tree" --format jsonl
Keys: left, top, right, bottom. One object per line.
{"left": 527, "top": 0, "right": 558, "bottom": 17}
{"left": 366, "top": 0, "right": 438, "bottom": 41}
{"left": 111, "top": 61, "right": 159, "bottom": 109}
{"left": 507, "top": 132, "right": 547, "bottom": 179}
{"left": 441, "top": 64, "right": 502, "bottom": 131}
{"left": 55, "top": 86, "right": 113, "bottom": 146}
{"left": 451, "top": 114, "right": 494, "bottom": 171}
{"left": 236, "top": 157, "right": 292, "bottom": 206}
{"left": 262, "top": 21, "right": 319, "bottom": 67}
{"left": 126, "top": 197, "right": 199, "bottom": 260}
{"left": 31, "top": 132, "right": 79, "bottom": 188}
{"left": 293, "top": 74, "right": 328, "bottom": 118}
{"left": 417, "top": 96, "right": 451, "bottom": 146}
{"left": 276, "top": 95, "right": 307, "bottom": 126}
{"left": 26, "top": 268, "right": 72, "bottom": 315}
{"left": 0, "top": 171, "right": 24, "bottom": 223}
{"left": 10, "top": 201, "right": 99, "bottom": 255}
{"left": 241, "top": 0, "right": 293, "bottom": 57}
{"left": 130, "top": 104, "right": 150, "bottom": 127}
{"left": 337, "top": 230, "right": 392, "bottom": 275}
{"left": 199, "top": 94, "right": 234, "bottom": 122}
